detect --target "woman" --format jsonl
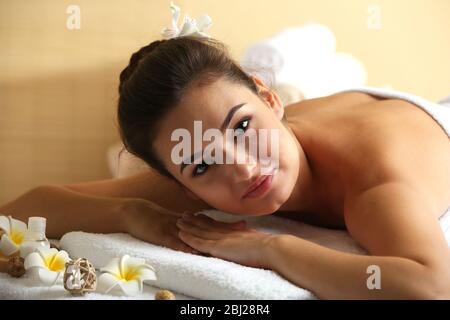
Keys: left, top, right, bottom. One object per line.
{"left": 1, "top": 36, "right": 449, "bottom": 299}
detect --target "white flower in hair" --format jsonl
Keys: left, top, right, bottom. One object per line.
{"left": 161, "top": 1, "right": 212, "bottom": 39}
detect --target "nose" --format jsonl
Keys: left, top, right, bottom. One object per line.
{"left": 227, "top": 144, "right": 259, "bottom": 182}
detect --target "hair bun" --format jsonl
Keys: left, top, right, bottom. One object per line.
{"left": 119, "top": 40, "right": 166, "bottom": 92}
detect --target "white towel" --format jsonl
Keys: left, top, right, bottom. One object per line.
{"left": 56, "top": 207, "right": 449, "bottom": 300}
{"left": 0, "top": 272, "right": 189, "bottom": 300}
{"left": 1, "top": 208, "right": 448, "bottom": 300}
{"left": 59, "top": 212, "right": 325, "bottom": 300}
{"left": 337, "top": 86, "right": 450, "bottom": 137}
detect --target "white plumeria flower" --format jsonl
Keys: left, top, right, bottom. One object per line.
{"left": 0, "top": 215, "right": 27, "bottom": 256}
{"left": 24, "top": 247, "right": 71, "bottom": 286}
{"left": 97, "top": 255, "right": 157, "bottom": 296}
{"left": 161, "top": 1, "right": 212, "bottom": 39}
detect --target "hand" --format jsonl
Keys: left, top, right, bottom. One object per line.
{"left": 176, "top": 213, "right": 275, "bottom": 268}
{"left": 122, "top": 199, "right": 199, "bottom": 254}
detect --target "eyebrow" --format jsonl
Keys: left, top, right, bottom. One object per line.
{"left": 179, "top": 102, "right": 246, "bottom": 174}
{"left": 220, "top": 103, "right": 246, "bottom": 131}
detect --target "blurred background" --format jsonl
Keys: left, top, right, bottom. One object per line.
{"left": 1, "top": 0, "right": 449, "bottom": 204}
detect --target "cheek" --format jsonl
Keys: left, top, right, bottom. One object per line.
{"left": 271, "top": 129, "right": 295, "bottom": 166}
{"left": 197, "top": 182, "right": 249, "bottom": 213}
{"left": 192, "top": 182, "right": 232, "bottom": 203}
{"left": 257, "top": 118, "right": 292, "bottom": 160}
{"left": 282, "top": 139, "right": 298, "bottom": 163}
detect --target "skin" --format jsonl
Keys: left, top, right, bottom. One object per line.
{"left": 152, "top": 75, "right": 450, "bottom": 299}
{"left": 154, "top": 76, "right": 307, "bottom": 216}
{"left": 8, "top": 74, "right": 444, "bottom": 298}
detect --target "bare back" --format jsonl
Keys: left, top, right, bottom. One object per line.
{"left": 283, "top": 92, "right": 450, "bottom": 227}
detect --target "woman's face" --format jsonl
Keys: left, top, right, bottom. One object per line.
{"left": 154, "top": 76, "right": 301, "bottom": 216}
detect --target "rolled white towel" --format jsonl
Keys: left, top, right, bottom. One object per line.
{"left": 59, "top": 205, "right": 450, "bottom": 300}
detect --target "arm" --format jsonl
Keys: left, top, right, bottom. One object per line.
{"left": 0, "top": 171, "right": 210, "bottom": 252}
{"left": 0, "top": 184, "right": 128, "bottom": 238}
{"left": 266, "top": 181, "right": 450, "bottom": 299}
{"left": 177, "top": 182, "right": 450, "bottom": 299}
{"left": 61, "top": 170, "right": 211, "bottom": 214}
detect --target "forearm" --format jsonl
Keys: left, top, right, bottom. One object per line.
{"left": 0, "top": 185, "right": 131, "bottom": 238}
{"left": 267, "top": 235, "right": 440, "bottom": 299}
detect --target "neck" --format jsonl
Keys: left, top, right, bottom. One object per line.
{"left": 278, "top": 126, "right": 318, "bottom": 214}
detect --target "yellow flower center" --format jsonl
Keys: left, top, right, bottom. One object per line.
{"left": 44, "top": 254, "right": 66, "bottom": 272}
{"left": 118, "top": 266, "right": 140, "bottom": 281}
{"left": 10, "top": 230, "right": 24, "bottom": 245}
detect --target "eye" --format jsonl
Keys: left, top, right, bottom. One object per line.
{"left": 192, "top": 161, "right": 209, "bottom": 177}
{"left": 234, "top": 118, "right": 251, "bottom": 138}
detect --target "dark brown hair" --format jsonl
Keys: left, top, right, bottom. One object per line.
{"left": 117, "top": 36, "right": 259, "bottom": 178}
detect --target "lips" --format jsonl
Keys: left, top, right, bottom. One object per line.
{"left": 242, "top": 169, "right": 276, "bottom": 199}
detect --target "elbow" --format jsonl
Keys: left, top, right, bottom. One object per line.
{"left": 411, "top": 285, "right": 450, "bottom": 300}
{"left": 0, "top": 185, "right": 61, "bottom": 213}
{"left": 422, "top": 277, "right": 450, "bottom": 300}
{"left": 0, "top": 185, "right": 46, "bottom": 213}
{"left": 407, "top": 267, "right": 450, "bottom": 300}
{"left": 20, "top": 184, "right": 58, "bottom": 196}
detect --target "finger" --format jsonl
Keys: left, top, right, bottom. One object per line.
{"left": 176, "top": 242, "right": 200, "bottom": 255}
{"left": 183, "top": 213, "right": 247, "bottom": 231}
{"left": 176, "top": 219, "right": 224, "bottom": 240}
{"left": 163, "top": 235, "right": 200, "bottom": 255}
{"left": 178, "top": 230, "right": 215, "bottom": 254}
{"left": 181, "top": 213, "right": 225, "bottom": 232}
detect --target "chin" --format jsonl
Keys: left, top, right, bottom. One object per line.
{"left": 259, "top": 175, "right": 296, "bottom": 215}
{"left": 238, "top": 187, "right": 291, "bottom": 216}
{"left": 213, "top": 166, "right": 297, "bottom": 216}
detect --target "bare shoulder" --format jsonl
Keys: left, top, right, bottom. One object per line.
{"left": 287, "top": 92, "right": 450, "bottom": 219}
{"left": 343, "top": 181, "right": 450, "bottom": 275}
{"left": 341, "top": 98, "right": 450, "bottom": 217}
{"left": 337, "top": 99, "right": 450, "bottom": 269}
{"left": 285, "top": 91, "right": 381, "bottom": 117}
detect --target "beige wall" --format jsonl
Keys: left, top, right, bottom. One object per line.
{"left": 1, "top": 0, "right": 449, "bottom": 204}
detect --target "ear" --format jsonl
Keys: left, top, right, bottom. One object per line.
{"left": 250, "top": 76, "right": 285, "bottom": 120}
{"left": 183, "top": 186, "right": 201, "bottom": 201}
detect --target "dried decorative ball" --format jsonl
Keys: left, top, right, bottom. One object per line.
{"left": 63, "top": 258, "right": 97, "bottom": 295}
{"left": 155, "top": 289, "right": 176, "bottom": 300}
{"left": 7, "top": 256, "right": 25, "bottom": 278}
